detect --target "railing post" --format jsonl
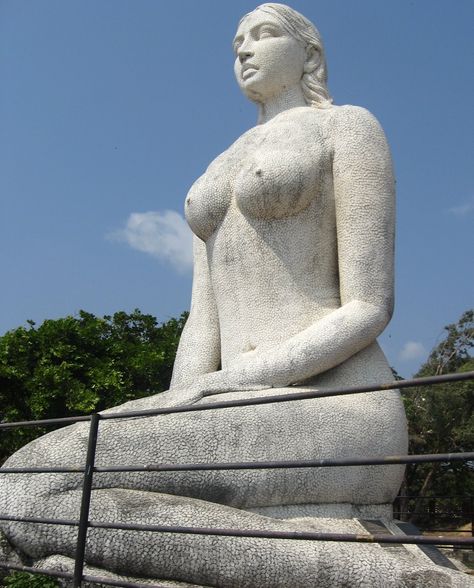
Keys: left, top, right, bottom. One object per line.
{"left": 73, "top": 413, "right": 100, "bottom": 587}
{"left": 471, "top": 495, "right": 474, "bottom": 552}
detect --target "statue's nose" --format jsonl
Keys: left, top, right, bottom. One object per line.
{"left": 238, "top": 50, "right": 253, "bottom": 64}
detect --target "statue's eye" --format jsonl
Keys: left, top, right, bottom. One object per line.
{"left": 259, "top": 25, "right": 279, "bottom": 39}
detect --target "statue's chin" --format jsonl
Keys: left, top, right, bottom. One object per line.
{"left": 239, "top": 85, "right": 264, "bottom": 103}
{"left": 236, "top": 75, "right": 269, "bottom": 104}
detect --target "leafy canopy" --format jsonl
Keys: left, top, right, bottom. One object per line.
{"left": 0, "top": 309, "right": 187, "bottom": 463}
{"left": 400, "top": 310, "right": 473, "bottom": 524}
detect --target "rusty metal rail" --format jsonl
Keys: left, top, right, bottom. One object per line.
{"left": 1, "top": 451, "right": 473, "bottom": 475}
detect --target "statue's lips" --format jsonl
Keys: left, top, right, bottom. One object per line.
{"left": 241, "top": 65, "right": 259, "bottom": 80}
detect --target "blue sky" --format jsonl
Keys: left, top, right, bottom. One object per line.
{"left": 1, "top": 0, "right": 473, "bottom": 377}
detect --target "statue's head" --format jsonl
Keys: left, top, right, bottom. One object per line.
{"left": 234, "top": 3, "right": 332, "bottom": 108}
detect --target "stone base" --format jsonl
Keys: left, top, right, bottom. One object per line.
{"left": 248, "top": 502, "right": 393, "bottom": 520}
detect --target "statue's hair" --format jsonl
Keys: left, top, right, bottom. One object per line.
{"left": 242, "top": 3, "right": 333, "bottom": 109}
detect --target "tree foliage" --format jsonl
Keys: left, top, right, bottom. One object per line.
{"left": 0, "top": 310, "right": 187, "bottom": 464}
{"left": 400, "top": 310, "right": 474, "bottom": 525}
{"left": 3, "top": 572, "right": 58, "bottom": 588}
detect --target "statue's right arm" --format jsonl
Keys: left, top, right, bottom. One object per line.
{"left": 169, "top": 235, "right": 221, "bottom": 390}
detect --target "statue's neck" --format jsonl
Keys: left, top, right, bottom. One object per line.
{"left": 257, "top": 85, "right": 307, "bottom": 124}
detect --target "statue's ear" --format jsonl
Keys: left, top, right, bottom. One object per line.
{"left": 304, "top": 46, "right": 320, "bottom": 74}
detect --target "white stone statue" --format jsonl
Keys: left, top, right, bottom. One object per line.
{"left": 0, "top": 4, "right": 471, "bottom": 586}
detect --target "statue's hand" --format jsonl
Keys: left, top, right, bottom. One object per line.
{"left": 192, "top": 370, "right": 272, "bottom": 397}
{"left": 167, "top": 370, "right": 272, "bottom": 408}
{"left": 104, "top": 368, "right": 273, "bottom": 416}
{"left": 158, "top": 386, "right": 206, "bottom": 408}
{"left": 100, "top": 387, "right": 204, "bottom": 415}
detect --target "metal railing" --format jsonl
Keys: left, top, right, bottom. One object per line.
{"left": 394, "top": 494, "right": 474, "bottom": 538}
{"left": 0, "top": 371, "right": 473, "bottom": 587}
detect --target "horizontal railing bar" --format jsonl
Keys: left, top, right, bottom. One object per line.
{"left": 99, "top": 371, "right": 474, "bottom": 421}
{"left": 0, "top": 372, "right": 472, "bottom": 430}
{"left": 1, "top": 451, "right": 473, "bottom": 475}
{"left": 85, "top": 520, "right": 474, "bottom": 547}
{"left": 0, "top": 513, "right": 471, "bottom": 546}
{"left": 396, "top": 495, "right": 474, "bottom": 499}
{"left": 0, "top": 467, "right": 85, "bottom": 473}
{"left": 0, "top": 560, "right": 74, "bottom": 579}
{"left": 91, "top": 451, "right": 474, "bottom": 473}
{"left": 394, "top": 513, "right": 467, "bottom": 518}
{"left": 0, "top": 414, "right": 92, "bottom": 429}
{"left": 0, "top": 514, "right": 78, "bottom": 526}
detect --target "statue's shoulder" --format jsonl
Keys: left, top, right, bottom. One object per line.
{"left": 326, "top": 104, "right": 387, "bottom": 144}
{"left": 293, "top": 105, "right": 385, "bottom": 141}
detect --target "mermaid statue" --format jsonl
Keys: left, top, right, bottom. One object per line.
{"left": 0, "top": 4, "right": 470, "bottom": 586}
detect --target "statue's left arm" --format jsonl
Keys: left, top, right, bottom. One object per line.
{"left": 169, "top": 235, "right": 221, "bottom": 390}
{"left": 183, "top": 106, "right": 395, "bottom": 397}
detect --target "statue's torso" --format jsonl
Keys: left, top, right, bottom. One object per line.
{"left": 185, "top": 107, "right": 340, "bottom": 366}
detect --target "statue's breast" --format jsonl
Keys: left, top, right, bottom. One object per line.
{"left": 184, "top": 148, "right": 238, "bottom": 242}
{"left": 234, "top": 146, "right": 320, "bottom": 221}
{"left": 185, "top": 113, "right": 327, "bottom": 241}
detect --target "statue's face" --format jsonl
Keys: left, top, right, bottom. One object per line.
{"left": 233, "top": 10, "right": 306, "bottom": 103}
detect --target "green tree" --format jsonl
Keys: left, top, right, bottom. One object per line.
{"left": 3, "top": 572, "right": 58, "bottom": 588}
{"left": 0, "top": 309, "right": 187, "bottom": 463}
{"left": 401, "top": 310, "right": 474, "bottom": 525}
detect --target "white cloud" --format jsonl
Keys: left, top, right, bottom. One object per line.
{"left": 448, "top": 197, "right": 474, "bottom": 216}
{"left": 399, "top": 341, "right": 426, "bottom": 361}
{"left": 110, "top": 210, "right": 193, "bottom": 272}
